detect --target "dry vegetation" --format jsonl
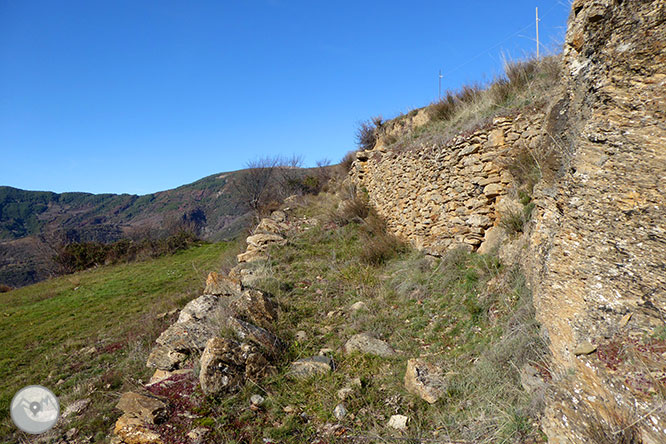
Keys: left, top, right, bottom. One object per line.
{"left": 189, "top": 190, "right": 548, "bottom": 443}
{"left": 379, "top": 55, "right": 562, "bottom": 154}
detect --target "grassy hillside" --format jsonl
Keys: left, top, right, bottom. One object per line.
{"left": 0, "top": 164, "right": 338, "bottom": 288}
{"left": 175, "top": 193, "right": 547, "bottom": 443}
{"left": 0, "top": 239, "right": 241, "bottom": 441}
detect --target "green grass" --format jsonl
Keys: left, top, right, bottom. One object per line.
{"left": 188, "top": 194, "right": 547, "bottom": 443}
{"left": 0, "top": 240, "right": 238, "bottom": 441}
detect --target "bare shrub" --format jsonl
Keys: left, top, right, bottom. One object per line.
{"left": 356, "top": 116, "right": 383, "bottom": 151}
{"left": 330, "top": 194, "right": 370, "bottom": 226}
{"left": 339, "top": 150, "right": 357, "bottom": 173}
{"left": 458, "top": 83, "right": 483, "bottom": 104}
{"left": 429, "top": 91, "right": 458, "bottom": 121}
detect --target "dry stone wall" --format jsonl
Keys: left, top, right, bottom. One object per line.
{"left": 350, "top": 111, "right": 544, "bottom": 255}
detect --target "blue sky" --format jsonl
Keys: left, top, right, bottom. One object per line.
{"left": 1, "top": 1, "right": 570, "bottom": 195}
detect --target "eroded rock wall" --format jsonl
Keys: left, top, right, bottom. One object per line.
{"left": 350, "top": 111, "right": 544, "bottom": 255}
{"left": 527, "top": 0, "right": 666, "bottom": 442}
{"left": 350, "top": 1, "right": 666, "bottom": 441}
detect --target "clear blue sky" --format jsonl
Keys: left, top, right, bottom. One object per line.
{"left": 1, "top": 1, "right": 570, "bottom": 195}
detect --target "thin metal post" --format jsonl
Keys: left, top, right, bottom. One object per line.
{"left": 438, "top": 70, "right": 443, "bottom": 100}
{"left": 536, "top": 7, "right": 540, "bottom": 60}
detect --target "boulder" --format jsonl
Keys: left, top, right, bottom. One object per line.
{"left": 237, "top": 249, "right": 267, "bottom": 263}
{"left": 404, "top": 359, "right": 445, "bottom": 404}
{"left": 254, "top": 217, "right": 287, "bottom": 235}
{"left": 116, "top": 392, "right": 167, "bottom": 425}
{"left": 199, "top": 337, "right": 245, "bottom": 395}
{"left": 228, "top": 317, "right": 282, "bottom": 356}
{"left": 204, "top": 272, "right": 241, "bottom": 296}
{"left": 289, "top": 356, "right": 334, "bottom": 379}
{"left": 343, "top": 333, "right": 396, "bottom": 357}
{"left": 148, "top": 295, "right": 232, "bottom": 370}
{"left": 176, "top": 294, "right": 229, "bottom": 324}
{"left": 230, "top": 289, "right": 278, "bottom": 329}
{"left": 156, "top": 295, "right": 230, "bottom": 351}
{"left": 146, "top": 345, "right": 188, "bottom": 371}
{"left": 246, "top": 233, "right": 286, "bottom": 249}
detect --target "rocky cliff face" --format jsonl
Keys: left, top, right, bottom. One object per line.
{"left": 528, "top": 0, "right": 666, "bottom": 442}
{"left": 350, "top": 1, "right": 666, "bottom": 442}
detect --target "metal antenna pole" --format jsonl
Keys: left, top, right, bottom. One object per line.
{"left": 438, "top": 70, "right": 443, "bottom": 100}
{"left": 536, "top": 7, "right": 540, "bottom": 60}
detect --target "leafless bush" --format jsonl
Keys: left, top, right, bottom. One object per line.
{"left": 339, "top": 150, "right": 357, "bottom": 173}
{"left": 329, "top": 194, "right": 370, "bottom": 226}
{"left": 429, "top": 91, "right": 459, "bottom": 121}
{"left": 356, "top": 116, "right": 383, "bottom": 151}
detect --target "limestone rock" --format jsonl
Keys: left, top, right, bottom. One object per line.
{"left": 237, "top": 267, "right": 263, "bottom": 289}
{"left": 478, "top": 226, "right": 506, "bottom": 255}
{"left": 404, "top": 359, "right": 445, "bottom": 404}
{"left": 237, "top": 249, "right": 266, "bottom": 263}
{"left": 488, "top": 128, "right": 505, "bottom": 147}
{"left": 114, "top": 415, "right": 164, "bottom": 444}
{"left": 483, "top": 183, "right": 503, "bottom": 198}
{"left": 228, "top": 317, "right": 282, "bottom": 356}
{"left": 573, "top": 341, "right": 597, "bottom": 356}
{"left": 289, "top": 356, "right": 334, "bottom": 379}
{"left": 230, "top": 289, "right": 278, "bottom": 329}
{"left": 147, "top": 369, "right": 193, "bottom": 386}
{"left": 255, "top": 217, "right": 286, "bottom": 235}
{"left": 148, "top": 294, "right": 232, "bottom": 370}
{"left": 387, "top": 414, "right": 409, "bottom": 430}
{"left": 116, "top": 392, "right": 167, "bottom": 425}
{"left": 270, "top": 210, "right": 287, "bottom": 222}
{"left": 333, "top": 403, "right": 347, "bottom": 420}
{"left": 246, "top": 233, "right": 285, "bottom": 249}
{"left": 146, "top": 345, "right": 188, "bottom": 371}
{"left": 199, "top": 337, "right": 245, "bottom": 395}
{"left": 343, "top": 333, "right": 396, "bottom": 357}
{"left": 204, "top": 272, "right": 241, "bottom": 296}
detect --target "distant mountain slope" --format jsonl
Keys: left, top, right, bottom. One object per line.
{"left": 0, "top": 165, "right": 334, "bottom": 288}
{"left": 0, "top": 170, "right": 250, "bottom": 243}
{"left": 0, "top": 170, "right": 258, "bottom": 288}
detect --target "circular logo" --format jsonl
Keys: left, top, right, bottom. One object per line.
{"left": 10, "top": 385, "right": 59, "bottom": 434}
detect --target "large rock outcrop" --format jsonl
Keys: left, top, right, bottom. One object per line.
{"left": 527, "top": 1, "right": 666, "bottom": 442}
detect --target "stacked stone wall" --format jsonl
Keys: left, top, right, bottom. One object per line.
{"left": 350, "top": 110, "right": 544, "bottom": 255}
